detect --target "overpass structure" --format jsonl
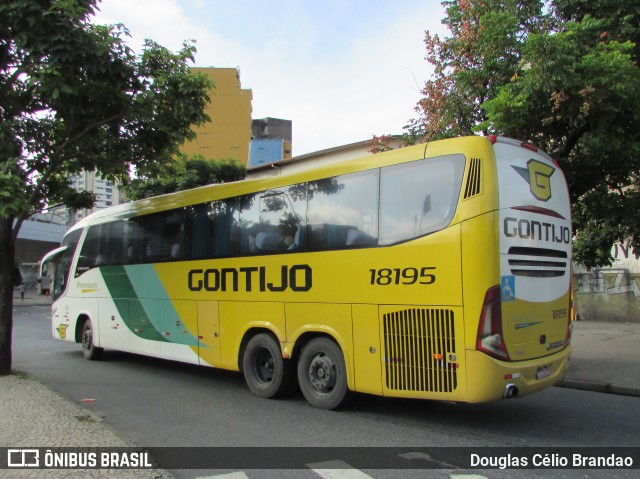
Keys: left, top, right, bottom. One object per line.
{"left": 15, "top": 214, "right": 68, "bottom": 288}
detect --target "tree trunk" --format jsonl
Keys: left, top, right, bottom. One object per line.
{"left": 0, "top": 217, "right": 16, "bottom": 375}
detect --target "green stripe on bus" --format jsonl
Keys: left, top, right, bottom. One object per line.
{"left": 101, "top": 266, "right": 168, "bottom": 342}
{"left": 125, "top": 264, "right": 199, "bottom": 347}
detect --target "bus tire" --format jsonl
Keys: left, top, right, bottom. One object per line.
{"left": 297, "top": 337, "right": 352, "bottom": 410}
{"left": 242, "top": 333, "right": 294, "bottom": 399}
{"left": 81, "top": 319, "right": 103, "bottom": 361}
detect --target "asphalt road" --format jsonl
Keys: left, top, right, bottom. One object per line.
{"left": 11, "top": 305, "right": 640, "bottom": 479}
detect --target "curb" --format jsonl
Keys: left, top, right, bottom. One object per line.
{"left": 556, "top": 378, "right": 640, "bottom": 398}
{"left": 12, "top": 297, "right": 52, "bottom": 306}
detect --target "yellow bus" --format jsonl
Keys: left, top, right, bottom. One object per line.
{"left": 43, "top": 136, "right": 572, "bottom": 409}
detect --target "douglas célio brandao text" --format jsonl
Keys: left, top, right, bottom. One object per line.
{"left": 470, "top": 452, "right": 634, "bottom": 469}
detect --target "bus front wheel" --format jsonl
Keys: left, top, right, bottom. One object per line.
{"left": 81, "top": 319, "right": 103, "bottom": 360}
{"left": 297, "top": 337, "right": 351, "bottom": 410}
{"left": 242, "top": 333, "right": 294, "bottom": 398}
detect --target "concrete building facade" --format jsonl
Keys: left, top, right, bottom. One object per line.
{"left": 181, "top": 67, "right": 253, "bottom": 165}
{"left": 249, "top": 117, "right": 293, "bottom": 168}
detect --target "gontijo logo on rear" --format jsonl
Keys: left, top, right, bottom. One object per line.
{"left": 512, "top": 159, "right": 555, "bottom": 201}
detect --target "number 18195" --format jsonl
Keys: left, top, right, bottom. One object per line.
{"left": 369, "top": 267, "right": 436, "bottom": 286}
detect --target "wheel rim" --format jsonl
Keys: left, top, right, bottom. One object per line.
{"left": 308, "top": 352, "right": 337, "bottom": 393}
{"left": 82, "top": 325, "right": 92, "bottom": 352}
{"left": 254, "top": 348, "right": 275, "bottom": 384}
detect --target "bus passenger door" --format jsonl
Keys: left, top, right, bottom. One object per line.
{"left": 129, "top": 298, "right": 162, "bottom": 357}
{"left": 159, "top": 300, "right": 200, "bottom": 365}
{"left": 98, "top": 297, "right": 130, "bottom": 352}
{"left": 352, "top": 304, "right": 382, "bottom": 395}
{"left": 196, "top": 301, "right": 220, "bottom": 367}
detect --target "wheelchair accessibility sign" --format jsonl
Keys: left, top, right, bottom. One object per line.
{"left": 501, "top": 275, "right": 516, "bottom": 302}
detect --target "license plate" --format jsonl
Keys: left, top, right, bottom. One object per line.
{"left": 536, "top": 365, "right": 551, "bottom": 380}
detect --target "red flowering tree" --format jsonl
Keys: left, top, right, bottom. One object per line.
{"left": 408, "top": 0, "right": 640, "bottom": 268}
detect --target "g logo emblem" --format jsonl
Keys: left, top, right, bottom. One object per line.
{"left": 527, "top": 159, "right": 555, "bottom": 201}
{"left": 56, "top": 323, "right": 68, "bottom": 339}
{"left": 513, "top": 159, "right": 555, "bottom": 202}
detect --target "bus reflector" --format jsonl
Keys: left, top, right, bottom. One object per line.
{"left": 476, "top": 285, "right": 510, "bottom": 360}
{"left": 520, "top": 141, "right": 538, "bottom": 152}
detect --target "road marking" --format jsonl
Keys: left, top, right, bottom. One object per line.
{"left": 399, "top": 451, "right": 458, "bottom": 469}
{"left": 196, "top": 472, "right": 250, "bottom": 479}
{"left": 195, "top": 467, "right": 489, "bottom": 479}
{"left": 307, "top": 460, "right": 375, "bottom": 479}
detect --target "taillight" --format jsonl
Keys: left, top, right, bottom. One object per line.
{"left": 476, "top": 285, "right": 510, "bottom": 360}
{"left": 565, "top": 285, "right": 574, "bottom": 347}
{"left": 565, "top": 315, "right": 573, "bottom": 348}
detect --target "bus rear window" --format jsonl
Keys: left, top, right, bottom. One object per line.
{"left": 379, "top": 154, "right": 466, "bottom": 245}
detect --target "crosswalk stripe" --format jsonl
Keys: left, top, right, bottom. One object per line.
{"left": 196, "top": 472, "right": 251, "bottom": 479}
{"left": 399, "top": 451, "right": 458, "bottom": 469}
{"left": 307, "top": 460, "right": 375, "bottom": 479}
{"left": 450, "top": 475, "right": 489, "bottom": 479}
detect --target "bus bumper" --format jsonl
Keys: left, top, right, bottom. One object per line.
{"left": 464, "top": 345, "right": 571, "bottom": 403}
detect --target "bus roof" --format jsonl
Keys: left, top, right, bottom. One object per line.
{"left": 70, "top": 135, "right": 496, "bottom": 232}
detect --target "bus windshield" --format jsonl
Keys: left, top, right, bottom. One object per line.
{"left": 41, "top": 229, "right": 82, "bottom": 301}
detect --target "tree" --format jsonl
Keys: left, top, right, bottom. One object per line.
{"left": 0, "top": 0, "right": 213, "bottom": 375}
{"left": 123, "top": 154, "right": 247, "bottom": 200}
{"left": 408, "top": 0, "right": 545, "bottom": 142}
{"left": 369, "top": 134, "right": 395, "bottom": 154}
{"left": 410, "top": 0, "right": 640, "bottom": 268}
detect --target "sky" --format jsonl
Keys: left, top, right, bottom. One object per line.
{"left": 93, "top": 0, "right": 447, "bottom": 156}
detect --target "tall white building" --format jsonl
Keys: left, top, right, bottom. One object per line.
{"left": 66, "top": 170, "right": 125, "bottom": 224}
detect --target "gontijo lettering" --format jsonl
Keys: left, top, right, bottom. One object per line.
{"left": 188, "top": 264, "right": 312, "bottom": 292}
{"left": 503, "top": 217, "right": 571, "bottom": 244}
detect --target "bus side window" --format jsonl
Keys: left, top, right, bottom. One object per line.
{"left": 106, "top": 221, "right": 126, "bottom": 265}
{"left": 77, "top": 225, "right": 100, "bottom": 271}
{"left": 124, "top": 219, "right": 144, "bottom": 264}
{"left": 186, "top": 198, "right": 239, "bottom": 260}
{"left": 140, "top": 213, "right": 167, "bottom": 262}
{"left": 163, "top": 210, "right": 185, "bottom": 261}
{"left": 188, "top": 204, "right": 210, "bottom": 259}
{"left": 211, "top": 197, "right": 240, "bottom": 258}
{"left": 239, "top": 188, "right": 305, "bottom": 255}
{"left": 306, "top": 170, "right": 379, "bottom": 251}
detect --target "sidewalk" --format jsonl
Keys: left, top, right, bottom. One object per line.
{"left": 12, "top": 292, "right": 54, "bottom": 306}
{"left": 0, "top": 374, "right": 172, "bottom": 479}
{"left": 4, "top": 295, "right": 639, "bottom": 478}
{"left": 557, "top": 319, "right": 640, "bottom": 396}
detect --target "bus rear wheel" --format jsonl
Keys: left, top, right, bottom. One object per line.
{"left": 81, "top": 319, "right": 103, "bottom": 360}
{"left": 297, "top": 337, "right": 351, "bottom": 410}
{"left": 242, "top": 333, "right": 294, "bottom": 398}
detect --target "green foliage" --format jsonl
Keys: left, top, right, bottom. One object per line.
{"left": 123, "top": 154, "right": 247, "bottom": 201}
{"left": 410, "top": 0, "right": 640, "bottom": 268}
{"left": 0, "top": 0, "right": 213, "bottom": 226}
{"left": 369, "top": 134, "right": 395, "bottom": 154}
{"left": 409, "top": 0, "right": 545, "bottom": 141}
{"left": 0, "top": 0, "right": 214, "bottom": 374}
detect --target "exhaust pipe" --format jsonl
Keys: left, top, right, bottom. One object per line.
{"left": 503, "top": 383, "right": 519, "bottom": 399}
